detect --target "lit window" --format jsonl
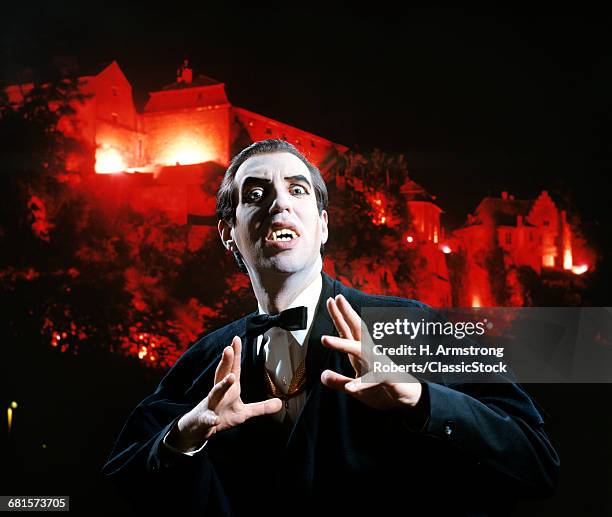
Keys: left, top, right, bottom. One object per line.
{"left": 572, "top": 265, "right": 588, "bottom": 275}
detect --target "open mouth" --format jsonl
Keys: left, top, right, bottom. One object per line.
{"left": 268, "top": 228, "right": 299, "bottom": 241}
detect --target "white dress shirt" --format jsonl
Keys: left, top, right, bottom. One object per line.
{"left": 163, "top": 273, "right": 323, "bottom": 457}
{"left": 257, "top": 272, "right": 322, "bottom": 424}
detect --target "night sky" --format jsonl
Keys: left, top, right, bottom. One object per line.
{"left": 3, "top": 7, "right": 611, "bottom": 240}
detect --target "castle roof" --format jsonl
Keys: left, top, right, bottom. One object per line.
{"left": 399, "top": 178, "right": 438, "bottom": 203}
{"left": 475, "top": 196, "right": 533, "bottom": 225}
{"left": 457, "top": 193, "right": 539, "bottom": 230}
{"left": 159, "top": 74, "right": 221, "bottom": 91}
{"left": 144, "top": 74, "right": 229, "bottom": 112}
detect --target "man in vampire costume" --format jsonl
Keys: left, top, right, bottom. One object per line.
{"left": 103, "top": 140, "right": 559, "bottom": 516}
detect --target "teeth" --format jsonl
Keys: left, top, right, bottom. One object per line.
{"left": 271, "top": 228, "right": 298, "bottom": 241}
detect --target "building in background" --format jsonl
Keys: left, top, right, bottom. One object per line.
{"left": 3, "top": 60, "right": 593, "bottom": 307}
{"left": 5, "top": 60, "right": 346, "bottom": 233}
{"left": 450, "top": 191, "right": 592, "bottom": 306}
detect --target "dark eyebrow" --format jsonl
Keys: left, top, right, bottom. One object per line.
{"left": 241, "top": 174, "right": 312, "bottom": 190}
{"left": 284, "top": 175, "right": 312, "bottom": 188}
{"left": 241, "top": 176, "right": 269, "bottom": 190}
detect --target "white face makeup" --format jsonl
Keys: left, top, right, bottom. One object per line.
{"left": 224, "top": 152, "right": 328, "bottom": 277}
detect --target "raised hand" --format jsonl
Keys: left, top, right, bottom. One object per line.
{"left": 320, "top": 294, "right": 422, "bottom": 411}
{"left": 167, "top": 336, "right": 283, "bottom": 452}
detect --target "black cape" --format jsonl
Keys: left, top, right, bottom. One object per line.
{"left": 102, "top": 272, "right": 559, "bottom": 516}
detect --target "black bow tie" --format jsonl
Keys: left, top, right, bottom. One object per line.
{"left": 246, "top": 306, "right": 308, "bottom": 337}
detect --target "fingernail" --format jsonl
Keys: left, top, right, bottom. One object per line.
{"left": 346, "top": 382, "right": 356, "bottom": 391}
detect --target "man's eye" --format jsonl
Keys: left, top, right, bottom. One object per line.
{"left": 290, "top": 185, "right": 308, "bottom": 196}
{"left": 245, "top": 188, "right": 264, "bottom": 202}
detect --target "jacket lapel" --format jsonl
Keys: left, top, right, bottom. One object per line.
{"left": 240, "top": 311, "right": 269, "bottom": 405}
{"left": 304, "top": 272, "right": 338, "bottom": 392}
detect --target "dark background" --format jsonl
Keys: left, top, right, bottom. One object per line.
{"left": 1, "top": 6, "right": 611, "bottom": 515}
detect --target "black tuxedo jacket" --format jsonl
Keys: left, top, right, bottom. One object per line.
{"left": 102, "top": 272, "right": 559, "bottom": 516}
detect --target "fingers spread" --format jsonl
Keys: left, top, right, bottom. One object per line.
{"left": 214, "top": 343, "right": 235, "bottom": 384}
{"left": 245, "top": 397, "right": 283, "bottom": 419}
{"left": 231, "top": 336, "right": 242, "bottom": 378}
{"left": 208, "top": 372, "right": 235, "bottom": 408}
{"left": 321, "top": 335, "right": 362, "bottom": 358}
{"left": 320, "top": 369, "right": 354, "bottom": 392}
{"left": 326, "top": 297, "right": 353, "bottom": 340}
{"left": 335, "top": 294, "right": 362, "bottom": 340}
{"left": 343, "top": 376, "right": 378, "bottom": 394}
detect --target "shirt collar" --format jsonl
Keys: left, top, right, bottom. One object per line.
{"left": 256, "top": 272, "right": 323, "bottom": 354}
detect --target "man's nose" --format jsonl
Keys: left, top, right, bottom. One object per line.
{"left": 269, "top": 187, "right": 293, "bottom": 215}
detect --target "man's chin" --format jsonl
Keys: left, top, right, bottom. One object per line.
{"left": 252, "top": 250, "right": 321, "bottom": 277}
{"left": 264, "top": 262, "right": 302, "bottom": 275}
{"left": 258, "top": 257, "right": 307, "bottom": 276}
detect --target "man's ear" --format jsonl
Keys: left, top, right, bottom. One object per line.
{"left": 218, "top": 219, "right": 236, "bottom": 251}
{"left": 320, "top": 209, "right": 329, "bottom": 245}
